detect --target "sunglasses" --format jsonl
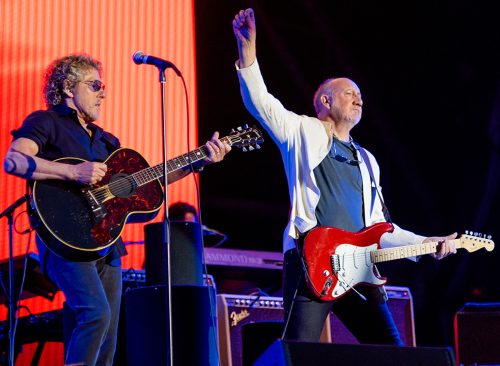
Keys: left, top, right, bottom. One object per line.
{"left": 332, "top": 139, "right": 361, "bottom": 166}
{"left": 81, "top": 80, "right": 106, "bottom": 92}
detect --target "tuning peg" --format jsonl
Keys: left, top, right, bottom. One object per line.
{"left": 243, "top": 124, "right": 249, "bottom": 129}
{"left": 237, "top": 126, "right": 243, "bottom": 131}
{"left": 231, "top": 128, "right": 236, "bottom": 133}
{"left": 465, "top": 230, "right": 470, "bottom": 235}
{"left": 248, "top": 145, "right": 255, "bottom": 151}
{"left": 488, "top": 235, "right": 492, "bottom": 240}
{"left": 256, "top": 144, "right": 261, "bottom": 149}
{"left": 242, "top": 147, "right": 247, "bottom": 152}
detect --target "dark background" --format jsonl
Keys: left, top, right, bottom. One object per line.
{"left": 194, "top": 0, "right": 500, "bottom": 348}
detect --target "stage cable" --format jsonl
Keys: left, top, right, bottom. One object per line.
{"left": 9, "top": 210, "right": 34, "bottom": 364}
{"left": 180, "top": 73, "right": 220, "bottom": 365}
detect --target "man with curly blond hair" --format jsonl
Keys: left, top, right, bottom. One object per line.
{"left": 4, "top": 53, "right": 230, "bottom": 365}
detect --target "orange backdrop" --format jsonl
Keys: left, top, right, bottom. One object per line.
{"left": 0, "top": 0, "right": 198, "bottom": 363}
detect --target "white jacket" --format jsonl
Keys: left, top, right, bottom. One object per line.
{"left": 237, "top": 60, "right": 425, "bottom": 252}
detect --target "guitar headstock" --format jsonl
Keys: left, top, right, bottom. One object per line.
{"left": 460, "top": 231, "right": 495, "bottom": 252}
{"left": 227, "top": 125, "right": 264, "bottom": 152}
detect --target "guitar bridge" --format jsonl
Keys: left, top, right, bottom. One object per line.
{"left": 82, "top": 188, "right": 106, "bottom": 222}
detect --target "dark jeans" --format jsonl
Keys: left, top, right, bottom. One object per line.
{"left": 283, "top": 248, "right": 403, "bottom": 345}
{"left": 44, "top": 246, "right": 122, "bottom": 366}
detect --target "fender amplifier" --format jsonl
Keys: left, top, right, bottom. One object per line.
{"left": 217, "top": 287, "right": 415, "bottom": 365}
{"left": 217, "top": 294, "right": 331, "bottom": 366}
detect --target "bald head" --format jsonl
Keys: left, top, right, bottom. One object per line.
{"left": 313, "top": 77, "right": 363, "bottom": 124}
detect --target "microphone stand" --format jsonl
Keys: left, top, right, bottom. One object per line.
{"left": 158, "top": 67, "right": 174, "bottom": 366}
{"left": 0, "top": 194, "right": 28, "bottom": 366}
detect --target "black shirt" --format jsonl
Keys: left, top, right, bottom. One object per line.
{"left": 13, "top": 104, "right": 126, "bottom": 262}
{"left": 14, "top": 104, "right": 119, "bottom": 163}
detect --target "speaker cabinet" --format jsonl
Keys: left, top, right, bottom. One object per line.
{"left": 216, "top": 294, "right": 331, "bottom": 366}
{"left": 255, "top": 340, "right": 456, "bottom": 366}
{"left": 144, "top": 221, "right": 204, "bottom": 286}
{"left": 454, "top": 302, "right": 500, "bottom": 366}
{"left": 125, "top": 285, "right": 218, "bottom": 366}
{"left": 329, "top": 285, "right": 416, "bottom": 346}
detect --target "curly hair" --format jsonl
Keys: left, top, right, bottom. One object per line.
{"left": 43, "top": 54, "right": 102, "bottom": 107}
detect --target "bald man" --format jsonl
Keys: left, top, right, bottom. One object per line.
{"left": 232, "top": 8, "right": 456, "bottom": 345}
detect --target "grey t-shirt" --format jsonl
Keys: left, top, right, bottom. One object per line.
{"left": 313, "top": 137, "right": 364, "bottom": 232}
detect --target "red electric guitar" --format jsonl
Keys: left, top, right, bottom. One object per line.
{"left": 302, "top": 222, "right": 495, "bottom": 301}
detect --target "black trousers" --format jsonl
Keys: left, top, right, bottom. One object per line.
{"left": 283, "top": 248, "right": 403, "bottom": 345}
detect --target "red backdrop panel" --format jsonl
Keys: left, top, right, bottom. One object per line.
{"left": 0, "top": 0, "right": 198, "bottom": 363}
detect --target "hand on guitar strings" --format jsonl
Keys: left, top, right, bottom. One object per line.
{"left": 71, "top": 161, "right": 107, "bottom": 185}
{"left": 423, "top": 232, "right": 458, "bottom": 260}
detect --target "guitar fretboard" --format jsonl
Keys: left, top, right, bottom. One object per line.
{"left": 370, "top": 239, "right": 462, "bottom": 263}
{"left": 131, "top": 136, "right": 232, "bottom": 187}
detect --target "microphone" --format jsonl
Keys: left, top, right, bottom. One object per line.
{"left": 132, "top": 51, "right": 182, "bottom": 76}
{"left": 0, "top": 194, "right": 28, "bottom": 219}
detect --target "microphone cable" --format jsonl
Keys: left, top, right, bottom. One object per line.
{"left": 178, "top": 68, "right": 221, "bottom": 366}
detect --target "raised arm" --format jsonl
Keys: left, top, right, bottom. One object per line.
{"left": 233, "top": 8, "right": 256, "bottom": 68}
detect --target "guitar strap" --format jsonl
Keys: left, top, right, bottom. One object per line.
{"left": 295, "top": 144, "right": 394, "bottom": 303}
{"left": 355, "top": 144, "right": 392, "bottom": 223}
{"left": 355, "top": 145, "right": 391, "bottom": 302}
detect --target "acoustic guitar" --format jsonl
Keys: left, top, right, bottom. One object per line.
{"left": 32, "top": 125, "right": 263, "bottom": 261}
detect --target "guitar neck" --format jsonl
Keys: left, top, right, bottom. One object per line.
{"left": 130, "top": 136, "right": 231, "bottom": 187}
{"left": 371, "top": 239, "right": 462, "bottom": 263}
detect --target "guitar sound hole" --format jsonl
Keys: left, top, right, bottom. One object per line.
{"left": 109, "top": 173, "right": 137, "bottom": 198}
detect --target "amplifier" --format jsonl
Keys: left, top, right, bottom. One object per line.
{"left": 217, "top": 294, "right": 331, "bottom": 366}
{"left": 329, "top": 285, "right": 416, "bottom": 347}
{"left": 217, "top": 286, "right": 415, "bottom": 366}
{"left": 121, "top": 268, "right": 147, "bottom": 291}
{"left": 121, "top": 268, "right": 215, "bottom": 292}
{"left": 454, "top": 302, "right": 500, "bottom": 366}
